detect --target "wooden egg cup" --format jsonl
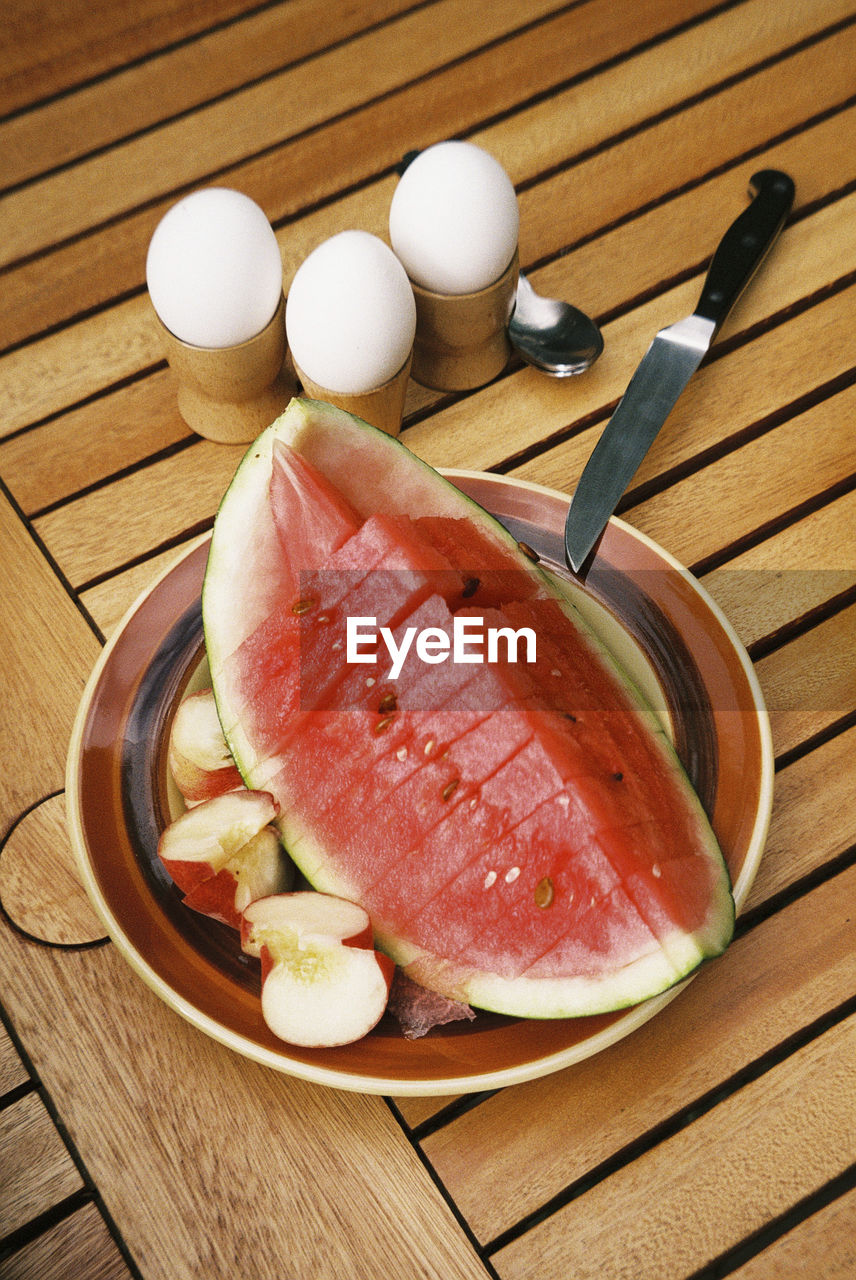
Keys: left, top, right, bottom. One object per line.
{"left": 157, "top": 293, "right": 297, "bottom": 444}
{"left": 295, "top": 352, "right": 413, "bottom": 437}
{"left": 408, "top": 249, "right": 519, "bottom": 391}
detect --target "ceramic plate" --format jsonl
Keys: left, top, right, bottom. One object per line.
{"left": 66, "top": 472, "right": 773, "bottom": 1095}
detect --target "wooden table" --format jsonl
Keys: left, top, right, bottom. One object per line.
{"left": 2, "top": 1, "right": 855, "bottom": 1276}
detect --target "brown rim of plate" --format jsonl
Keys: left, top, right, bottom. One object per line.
{"left": 65, "top": 473, "right": 772, "bottom": 1095}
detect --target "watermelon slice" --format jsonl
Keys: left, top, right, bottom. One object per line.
{"left": 203, "top": 398, "right": 734, "bottom": 1020}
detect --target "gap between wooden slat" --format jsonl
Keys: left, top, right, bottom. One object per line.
{"left": 495, "top": 270, "right": 856, "bottom": 483}
{"left": 0, "top": 476, "right": 106, "bottom": 655}
{"left": 515, "top": 92, "right": 856, "bottom": 288}
{"left": 270, "top": 3, "right": 856, "bottom": 244}
{"left": 0, "top": 1188, "right": 91, "bottom": 1263}
{"left": 491, "top": 1015, "right": 856, "bottom": 1277}
{"left": 685, "top": 1164, "right": 856, "bottom": 1279}
{"left": 507, "top": 10, "right": 856, "bottom": 200}
{"left": 404, "top": 831, "right": 856, "bottom": 1143}
{"left": 54, "top": 309, "right": 856, "bottom": 623}
{"left": 402, "top": 150, "right": 856, "bottom": 436}
{"left": 690, "top": 471, "right": 856, "bottom": 578}
{"left": 31, "top": 434, "right": 199, "bottom": 523}
{"left": 0, "top": 1079, "right": 37, "bottom": 1114}
{"left": 0, "top": 0, "right": 433, "bottom": 137}
{"left": 73, "top": 518, "right": 214, "bottom": 598}
{"left": 748, "top": 581, "right": 856, "bottom": 663}
{"left": 619, "top": 366, "right": 856, "bottom": 519}
{"left": 0, "top": 1197, "right": 140, "bottom": 1280}
{"left": 396, "top": 714, "right": 856, "bottom": 1140}
{"left": 380, "top": 1099, "right": 506, "bottom": 1280}
{"left": 772, "top": 708, "right": 856, "bottom": 777}
{"left": 394, "top": 683, "right": 856, "bottom": 1137}
{"left": 394, "top": 1089, "right": 502, "bottom": 1143}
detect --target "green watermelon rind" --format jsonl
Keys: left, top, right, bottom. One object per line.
{"left": 203, "top": 398, "right": 735, "bottom": 1019}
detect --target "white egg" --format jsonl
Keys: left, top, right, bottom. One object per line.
{"left": 389, "top": 141, "right": 519, "bottom": 295}
{"left": 286, "top": 231, "right": 416, "bottom": 394}
{"left": 146, "top": 188, "right": 283, "bottom": 348}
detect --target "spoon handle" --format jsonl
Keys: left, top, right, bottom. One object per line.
{"left": 694, "top": 169, "right": 795, "bottom": 335}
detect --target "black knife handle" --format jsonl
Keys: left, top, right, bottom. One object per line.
{"left": 694, "top": 169, "right": 795, "bottom": 334}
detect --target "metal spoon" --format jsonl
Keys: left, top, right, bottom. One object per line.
{"left": 508, "top": 272, "right": 604, "bottom": 376}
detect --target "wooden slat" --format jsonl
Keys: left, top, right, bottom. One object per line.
{"left": 701, "top": 489, "right": 856, "bottom": 650}
{"left": 0, "top": 0, "right": 639, "bottom": 266}
{"left": 620, "top": 376, "right": 856, "bottom": 569}
{"left": 33, "top": 438, "right": 244, "bottom": 588}
{"left": 78, "top": 489, "right": 856, "bottom": 735}
{"left": 397, "top": 721, "right": 856, "bottom": 1132}
{"left": 0, "top": 0, "right": 417, "bottom": 188}
{"left": 79, "top": 538, "right": 202, "bottom": 641}
{"left": 0, "top": 921, "right": 490, "bottom": 1280}
{"left": 728, "top": 1184, "right": 856, "bottom": 1279}
{"left": 3, "top": 107, "right": 849, "bottom": 537}
{"left": 0, "top": 494, "right": 100, "bottom": 836}
{"left": 0, "top": 0, "right": 262, "bottom": 116}
{"left": 0, "top": 371, "right": 188, "bottom": 518}
{"left": 0, "top": 1200, "right": 134, "bottom": 1280}
{"left": 3, "top": 0, "right": 849, "bottom": 348}
{"left": 413, "top": 860, "right": 856, "bottom": 1239}
{"left": 0, "top": 1092, "right": 82, "bottom": 1238}
{"left": 490, "top": 1014, "right": 856, "bottom": 1279}
{"left": 5, "top": 68, "right": 855, "bottom": 449}
{"left": 410, "top": 191, "right": 856, "bottom": 474}
{"left": 516, "top": 95, "right": 856, "bottom": 305}
{"left": 480, "top": 0, "right": 856, "bottom": 189}
{"left": 0, "top": 1025, "right": 29, "bottom": 1099}
{"left": 754, "top": 602, "right": 856, "bottom": 759}
{"left": 3, "top": 86, "right": 855, "bottom": 513}
{"left": 734, "top": 723, "right": 856, "bottom": 908}
{"left": 0, "top": 0, "right": 726, "bottom": 349}
{"left": 3, "top": 5, "right": 856, "bottom": 1276}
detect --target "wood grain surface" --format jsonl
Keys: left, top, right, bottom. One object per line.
{"left": 0, "top": 1093, "right": 83, "bottom": 1239}
{"left": 0, "top": 928, "right": 489, "bottom": 1280}
{"left": 0, "top": 795, "right": 106, "bottom": 945}
{"left": 0, "top": 1201, "right": 134, "bottom": 1280}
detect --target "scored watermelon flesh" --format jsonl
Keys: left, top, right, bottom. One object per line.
{"left": 269, "top": 437, "right": 361, "bottom": 561}
{"left": 406, "top": 817, "right": 659, "bottom": 984}
{"left": 205, "top": 405, "right": 734, "bottom": 1018}
{"left": 414, "top": 515, "right": 540, "bottom": 608}
{"left": 220, "top": 514, "right": 466, "bottom": 755}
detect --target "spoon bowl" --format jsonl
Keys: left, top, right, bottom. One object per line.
{"left": 508, "top": 272, "right": 603, "bottom": 376}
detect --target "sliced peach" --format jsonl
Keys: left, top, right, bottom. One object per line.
{"left": 241, "top": 893, "right": 394, "bottom": 1047}
{"left": 158, "top": 789, "right": 278, "bottom": 895}
{"left": 180, "top": 826, "right": 293, "bottom": 930}
{"left": 168, "top": 688, "right": 244, "bottom": 805}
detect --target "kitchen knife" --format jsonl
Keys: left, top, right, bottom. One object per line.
{"left": 563, "top": 168, "right": 795, "bottom": 572}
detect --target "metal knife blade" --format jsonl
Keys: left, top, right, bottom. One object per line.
{"left": 564, "top": 168, "right": 795, "bottom": 572}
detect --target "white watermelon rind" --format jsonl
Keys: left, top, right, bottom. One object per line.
{"left": 203, "top": 398, "right": 735, "bottom": 1019}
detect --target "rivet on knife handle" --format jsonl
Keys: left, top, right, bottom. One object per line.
{"left": 563, "top": 169, "right": 795, "bottom": 574}
{"left": 695, "top": 170, "right": 795, "bottom": 335}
